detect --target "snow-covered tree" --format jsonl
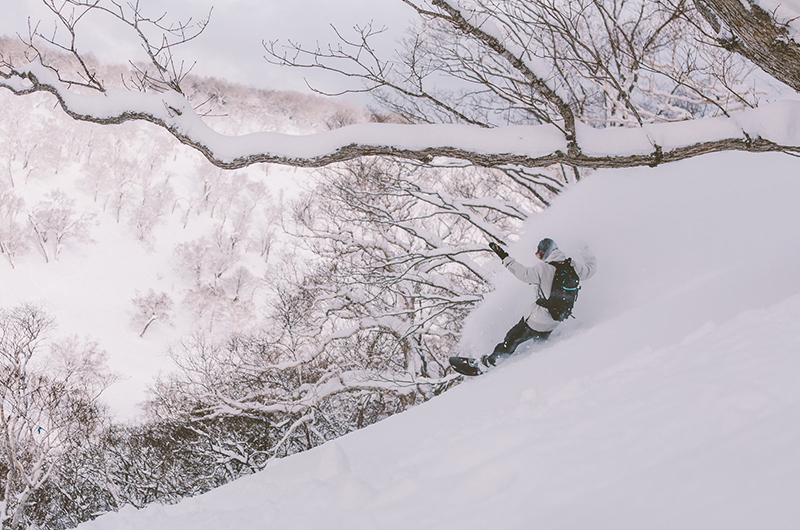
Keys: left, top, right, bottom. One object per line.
{"left": 174, "top": 226, "right": 262, "bottom": 335}
{"left": 27, "top": 189, "right": 94, "bottom": 263}
{"left": 1, "top": 0, "right": 798, "bottom": 174}
{"left": 130, "top": 289, "right": 174, "bottom": 338}
{"left": 0, "top": 110, "right": 43, "bottom": 189}
{"left": 147, "top": 329, "right": 412, "bottom": 465}
{"left": 287, "top": 159, "right": 523, "bottom": 386}
{"left": 0, "top": 186, "right": 28, "bottom": 269}
{"left": 138, "top": 158, "right": 536, "bottom": 485}
{"left": 0, "top": 304, "right": 114, "bottom": 529}
{"left": 689, "top": 0, "right": 800, "bottom": 93}
{"left": 128, "top": 172, "right": 174, "bottom": 245}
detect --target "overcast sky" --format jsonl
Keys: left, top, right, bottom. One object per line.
{"left": 0, "top": 0, "right": 414, "bottom": 98}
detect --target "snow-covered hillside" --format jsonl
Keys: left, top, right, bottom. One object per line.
{"left": 74, "top": 151, "right": 800, "bottom": 529}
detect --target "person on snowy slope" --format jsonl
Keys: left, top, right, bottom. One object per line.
{"left": 482, "top": 238, "right": 597, "bottom": 367}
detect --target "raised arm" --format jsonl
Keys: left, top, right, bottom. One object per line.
{"left": 573, "top": 245, "right": 597, "bottom": 281}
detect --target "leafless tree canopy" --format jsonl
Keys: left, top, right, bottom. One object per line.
{"left": 1, "top": 0, "right": 799, "bottom": 172}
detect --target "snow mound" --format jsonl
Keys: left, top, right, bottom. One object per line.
{"left": 77, "top": 151, "right": 800, "bottom": 529}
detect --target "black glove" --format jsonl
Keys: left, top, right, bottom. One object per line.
{"left": 489, "top": 242, "right": 508, "bottom": 260}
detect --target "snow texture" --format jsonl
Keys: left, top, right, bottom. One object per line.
{"left": 73, "top": 150, "right": 800, "bottom": 529}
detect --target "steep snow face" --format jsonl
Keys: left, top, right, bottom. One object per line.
{"left": 460, "top": 151, "right": 800, "bottom": 358}
{"left": 76, "top": 151, "right": 800, "bottom": 529}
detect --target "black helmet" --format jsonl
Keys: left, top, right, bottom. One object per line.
{"left": 536, "top": 238, "right": 556, "bottom": 260}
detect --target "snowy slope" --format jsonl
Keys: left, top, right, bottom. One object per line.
{"left": 74, "top": 151, "right": 800, "bottom": 529}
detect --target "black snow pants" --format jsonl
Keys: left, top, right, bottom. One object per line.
{"left": 485, "top": 318, "right": 551, "bottom": 366}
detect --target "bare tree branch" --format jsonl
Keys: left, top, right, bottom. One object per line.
{"left": 2, "top": 0, "right": 799, "bottom": 174}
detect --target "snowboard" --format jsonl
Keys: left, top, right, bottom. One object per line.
{"left": 449, "top": 356, "right": 489, "bottom": 376}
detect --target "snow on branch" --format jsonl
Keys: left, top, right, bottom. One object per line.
{"left": 4, "top": 0, "right": 800, "bottom": 171}
{"left": 2, "top": 59, "right": 799, "bottom": 171}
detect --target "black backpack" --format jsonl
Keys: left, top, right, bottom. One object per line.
{"left": 536, "top": 258, "right": 580, "bottom": 321}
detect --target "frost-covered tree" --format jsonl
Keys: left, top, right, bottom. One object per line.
{"left": 174, "top": 227, "right": 261, "bottom": 335}
{"left": 131, "top": 289, "right": 174, "bottom": 338}
{"left": 95, "top": 137, "right": 145, "bottom": 224}
{"left": 0, "top": 186, "right": 27, "bottom": 269}
{"left": 272, "top": 0, "right": 760, "bottom": 127}
{"left": 128, "top": 172, "right": 174, "bottom": 245}
{"left": 147, "top": 329, "right": 416, "bottom": 467}
{"left": 27, "top": 190, "right": 94, "bottom": 263}
{"left": 97, "top": 417, "right": 273, "bottom": 509}
{"left": 0, "top": 116, "right": 37, "bottom": 189}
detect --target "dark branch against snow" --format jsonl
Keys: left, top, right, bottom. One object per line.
{"left": 2, "top": 60, "right": 800, "bottom": 171}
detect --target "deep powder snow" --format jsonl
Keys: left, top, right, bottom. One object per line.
{"left": 74, "top": 151, "right": 800, "bottom": 529}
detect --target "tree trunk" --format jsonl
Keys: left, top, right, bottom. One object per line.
{"left": 696, "top": 0, "right": 800, "bottom": 92}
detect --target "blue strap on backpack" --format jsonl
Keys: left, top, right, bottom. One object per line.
{"left": 536, "top": 258, "right": 580, "bottom": 321}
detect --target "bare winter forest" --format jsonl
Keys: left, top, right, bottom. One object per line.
{"left": 0, "top": 34, "right": 543, "bottom": 529}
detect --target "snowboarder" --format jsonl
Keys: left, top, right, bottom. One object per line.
{"left": 450, "top": 238, "right": 597, "bottom": 376}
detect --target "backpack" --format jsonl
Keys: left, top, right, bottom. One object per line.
{"left": 536, "top": 258, "right": 580, "bottom": 321}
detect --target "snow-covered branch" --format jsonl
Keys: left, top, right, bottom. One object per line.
{"left": 3, "top": 28, "right": 800, "bottom": 172}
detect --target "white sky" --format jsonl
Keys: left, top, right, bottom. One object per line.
{"left": 0, "top": 0, "right": 414, "bottom": 97}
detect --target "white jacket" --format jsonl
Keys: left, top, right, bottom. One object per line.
{"left": 501, "top": 247, "right": 597, "bottom": 332}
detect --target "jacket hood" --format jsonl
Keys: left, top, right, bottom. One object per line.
{"left": 545, "top": 248, "right": 567, "bottom": 263}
